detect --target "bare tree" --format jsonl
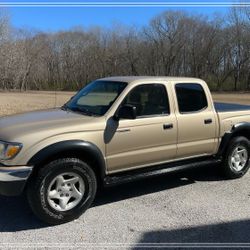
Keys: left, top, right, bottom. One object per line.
{"left": 0, "top": 8, "right": 250, "bottom": 91}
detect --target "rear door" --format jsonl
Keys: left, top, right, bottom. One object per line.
{"left": 173, "top": 82, "right": 218, "bottom": 158}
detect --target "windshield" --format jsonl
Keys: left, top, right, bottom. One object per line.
{"left": 64, "top": 81, "right": 127, "bottom": 116}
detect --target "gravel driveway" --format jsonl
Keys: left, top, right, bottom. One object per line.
{"left": 0, "top": 92, "right": 250, "bottom": 249}
{"left": 0, "top": 164, "right": 250, "bottom": 249}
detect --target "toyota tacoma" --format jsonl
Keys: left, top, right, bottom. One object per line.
{"left": 0, "top": 76, "right": 250, "bottom": 224}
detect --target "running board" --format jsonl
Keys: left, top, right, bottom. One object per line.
{"left": 104, "top": 158, "right": 222, "bottom": 186}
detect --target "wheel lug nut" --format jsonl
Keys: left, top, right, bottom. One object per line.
{"left": 60, "top": 194, "right": 63, "bottom": 197}
{"left": 58, "top": 189, "right": 61, "bottom": 192}
{"left": 69, "top": 189, "right": 72, "bottom": 191}
{"left": 66, "top": 194, "right": 69, "bottom": 197}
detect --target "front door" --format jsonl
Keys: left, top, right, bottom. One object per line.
{"left": 105, "top": 83, "right": 177, "bottom": 173}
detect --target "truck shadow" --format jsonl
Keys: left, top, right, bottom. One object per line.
{"left": 94, "top": 164, "right": 225, "bottom": 207}
{"left": 133, "top": 219, "right": 250, "bottom": 246}
{"left": 0, "top": 164, "right": 226, "bottom": 232}
{"left": 0, "top": 194, "right": 46, "bottom": 231}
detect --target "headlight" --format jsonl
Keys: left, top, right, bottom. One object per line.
{"left": 0, "top": 141, "right": 22, "bottom": 160}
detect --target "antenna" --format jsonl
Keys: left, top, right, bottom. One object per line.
{"left": 54, "top": 89, "right": 57, "bottom": 108}
{"left": 54, "top": 81, "right": 57, "bottom": 108}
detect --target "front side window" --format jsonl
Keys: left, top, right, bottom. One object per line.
{"left": 65, "top": 81, "right": 127, "bottom": 116}
{"left": 123, "top": 84, "right": 170, "bottom": 117}
{"left": 175, "top": 83, "right": 208, "bottom": 113}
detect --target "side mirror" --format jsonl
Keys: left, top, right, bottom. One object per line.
{"left": 114, "top": 104, "right": 137, "bottom": 120}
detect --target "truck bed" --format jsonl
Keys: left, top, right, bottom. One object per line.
{"left": 214, "top": 102, "right": 250, "bottom": 112}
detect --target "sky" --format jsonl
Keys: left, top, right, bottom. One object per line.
{"left": 2, "top": 1, "right": 239, "bottom": 31}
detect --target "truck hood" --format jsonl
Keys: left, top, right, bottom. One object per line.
{"left": 0, "top": 108, "right": 104, "bottom": 142}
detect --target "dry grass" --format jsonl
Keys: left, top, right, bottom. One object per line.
{"left": 212, "top": 92, "right": 250, "bottom": 105}
{"left": 0, "top": 91, "right": 74, "bottom": 116}
{"left": 0, "top": 91, "right": 249, "bottom": 116}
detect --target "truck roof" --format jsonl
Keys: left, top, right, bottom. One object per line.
{"left": 98, "top": 76, "right": 203, "bottom": 84}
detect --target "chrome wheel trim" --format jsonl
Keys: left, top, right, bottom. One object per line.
{"left": 47, "top": 172, "right": 85, "bottom": 212}
{"left": 229, "top": 145, "right": 248, "bottom": 172}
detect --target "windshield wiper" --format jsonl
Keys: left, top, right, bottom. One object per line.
{"left": 70, "top": 106, "right": 98, "bottom": 117}
{"left": 61, "top": 104, "right": 68, "bottom": 111}
{"left": 61, "top": 104, "right": 98, "bottom": 117}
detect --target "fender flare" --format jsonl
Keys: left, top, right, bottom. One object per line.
{"left": 27, "top": 140, "right": 106, "bottom": 179}
{"left": 217, "top": 122, "right": 250, "bottom": 157}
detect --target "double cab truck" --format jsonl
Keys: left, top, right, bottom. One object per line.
{"left": 0, "top": 76, "right": 250, "bottom": 224}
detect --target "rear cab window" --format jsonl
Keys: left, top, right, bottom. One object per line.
{"left": 175, "top": 83, "right": 208, "bottom": 114}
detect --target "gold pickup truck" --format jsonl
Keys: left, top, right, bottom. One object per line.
{"left": 0, "top": 76, "right": 250, "bottom": 224}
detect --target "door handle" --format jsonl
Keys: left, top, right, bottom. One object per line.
{"left": 163, "top": 123, "right": 173, "bottom": 130}
{"left": 204, "top": 119, "right": 212, "bottom": 124}
{"left": 117, "top": 129, "right": 131, "bottom": 133}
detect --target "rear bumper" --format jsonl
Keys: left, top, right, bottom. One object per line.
{"left": 0, "top": 165, "right": 33, "bottom": 196}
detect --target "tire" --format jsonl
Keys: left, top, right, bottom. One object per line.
{"left": 27, "top": 158, "right": 97, "bottom": 225}
{"left": 222, "top": 136, "right": 250, "bottom": 179}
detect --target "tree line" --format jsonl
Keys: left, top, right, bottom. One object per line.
{"left": 0, "top": 8, "right": 250, "bottom": 91}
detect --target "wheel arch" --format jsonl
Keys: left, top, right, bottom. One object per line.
{"left": 27, "top": 140, "right": 106, "bottom": 183}
{"left": 217, "top": 122, "right": 250, "bottom": 157}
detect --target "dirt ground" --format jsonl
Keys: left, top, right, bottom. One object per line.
{"left": 212, "top": 92, "right": 250, "bottom": 105}
{"left": 0, "top": 91, "right": 74, "bottom": 116}
{"left": 0, "top": 91, "right": 249, "bottom": 116}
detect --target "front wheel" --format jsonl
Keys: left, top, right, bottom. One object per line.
{"left": 222, "top": 136, "right": 250, "bottom": 179}
{"left": 27, "top": 158, "right": 97, "bottom": 225}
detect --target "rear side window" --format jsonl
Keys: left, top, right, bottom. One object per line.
{"left": 175, "top": 83, "right": 207, "bottom": 113}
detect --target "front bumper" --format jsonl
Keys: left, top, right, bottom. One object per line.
{"left": 0, "top": 165, "right": 33, "bottom": 196}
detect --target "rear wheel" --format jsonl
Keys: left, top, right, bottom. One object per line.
{"left": 222, "top": 136, "right": 250, "bottom": 178}
{"left": 27, "top": 158, "right": 97, "bottom": 225}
